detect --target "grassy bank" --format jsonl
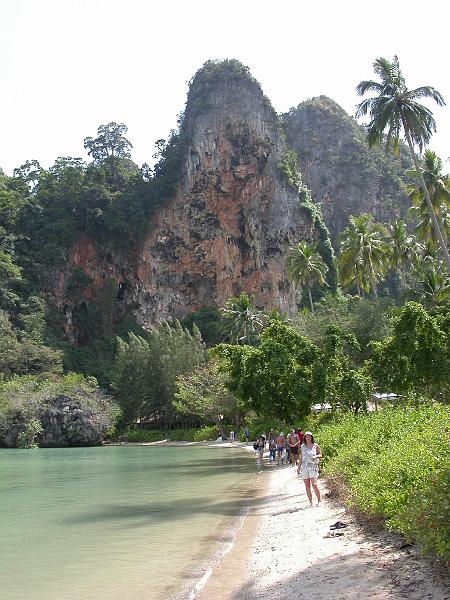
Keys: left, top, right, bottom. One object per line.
{"left": 317, "top": 403, "right": 450, "bottom": 561}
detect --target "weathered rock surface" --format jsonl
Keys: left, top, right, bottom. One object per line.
{"left": 282, "top": 96, "right": 412, "bottom": 240}
{"left": 57, "top": 63, "right": 316, "bottom": 341}
{"left": 54, "top": 67, "right": 414, "bottom": 345}
{"left": 0, "top": 394, "right": 112, "bottom": 448}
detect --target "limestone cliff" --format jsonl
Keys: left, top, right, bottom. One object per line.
{"left": 59, "top": 61, "right": 316, "bottom": 340}
{"left": 282, "top": 96, "right": 412, "bottom": 240}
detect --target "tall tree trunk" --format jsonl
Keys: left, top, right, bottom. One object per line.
{"left": 369, "top": 273, "right": 378, "bottom": 298}
{"left": 402, "top": 123, "right": 450, "bottom": 274}
{"left": 308, "top": 286, "right": 315, "bottom": 315}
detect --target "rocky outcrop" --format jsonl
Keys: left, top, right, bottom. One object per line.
{"left": 54, "top": 67, "right": 414, "bottom": 345}
{"left": 38, "top": 395, "right": 107, "bottom": 447}
{"left": 0, "top": 393, "right": 115, "bottom": 448}
{"left": 282, "top": 96, "right": 412, "bottom": 240}
{"left": 57, "top": 62, "right": 316, "bottom": 340}
{"left": 134, "top": 65, "right": 314, "bottom": 324}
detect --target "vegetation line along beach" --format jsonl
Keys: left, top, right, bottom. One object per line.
{"left": 0, "top": 32, "right": 449, "bottom": 600}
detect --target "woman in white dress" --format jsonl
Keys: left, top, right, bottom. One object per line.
{"left": 298, "top": 431, "right": 322, "bottom": 506}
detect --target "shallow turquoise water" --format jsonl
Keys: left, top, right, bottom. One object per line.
{"left": 0, "top": 445, "right": 255, "bottom": 600}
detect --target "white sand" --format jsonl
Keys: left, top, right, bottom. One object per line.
{"left": 197, "top": 454, "right": 449, "bottom": 600}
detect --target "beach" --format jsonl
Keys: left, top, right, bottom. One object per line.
{"left": 197, "top": 449, "right": 450, "bottom": 600}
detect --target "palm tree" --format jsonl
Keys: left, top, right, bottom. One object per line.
{"left": 355, "top": 56, "right": 449, "bottom": 272}
{"left": 221, "top": 292, "right": 265, "bottom": 345}
{"left": 338, "top": 214, "right": 391, "bottom": 298}
{"left": 409, "top": 150, "right": 450, "bottom": 246}
{"left": 411, "top": 258, "right": 450, "bottom": 307}
{"left": 389, "top": 219, "right": 416, "bottom": 277}
{"left": 287, "top": 241, "right": 328, "bottom": 314}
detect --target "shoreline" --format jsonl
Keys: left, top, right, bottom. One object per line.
{"left": 107, "top": 440, "right": 253, "bottom": 448}
{"left": 196, "top": 451, "right": 449, "bottom": 600}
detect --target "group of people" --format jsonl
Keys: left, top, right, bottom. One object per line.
{"left": 253, "top": 428, "right": 322, "bottom": 506}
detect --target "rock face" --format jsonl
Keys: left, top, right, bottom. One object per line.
{"left": 0, "top": 395, "right": 110, "bottom": 448}
{"left": 282, "top": 96, "right": 412, "bottom": 240}
{"left": 57, "top": 62, "right": 316, "bottom": 339}
{"left": 38, "top": 395, "right": 106, "bottom": 447}
{"left": 54, "top": 67, "right": 413, "bottom": 344}
{"left": 134, "top": 67, "right": 314, "bottom": 324}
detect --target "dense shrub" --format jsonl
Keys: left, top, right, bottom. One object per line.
{"left": 0, "top": 373, "right": 120, "bottom": 447}
{"left": 317, "top": 404, "right": 450, "bottom": 560}
{"left": 122, "top": 429, "right": 166, "bottom": 443}
{"left": 121, "top": 425, "right": 219, "bottom": 443}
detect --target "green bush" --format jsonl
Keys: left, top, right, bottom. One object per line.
{"left": 0, "top": 373, "right": 120, "bottom": 447}
{"left": 121, "top": 426, "right": 218, "bottom": 443}
{"left": 317, "top": 404, "right": 450, "bottom": 560}
{"left": 193, "top": 425, "right": 218, "bottom": 441}
{"left": 122, "top": 429, "right": 166, "bottom": 443}
{"left": 167, "top": 428, "right": 196, "bottom": 441}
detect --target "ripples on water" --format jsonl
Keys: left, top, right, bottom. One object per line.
{"left": 0, "top": 445, "right": 256, "bottom": 600}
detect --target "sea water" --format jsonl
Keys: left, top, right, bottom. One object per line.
{"left": 0, "top": 445, "right": 256, "bottom": 599}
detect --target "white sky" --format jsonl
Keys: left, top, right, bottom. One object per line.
{"left": 1, "top": 0, "right": 449, "bottom": 175}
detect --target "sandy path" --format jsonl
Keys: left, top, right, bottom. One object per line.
{"left": 197, "top": 457, "right": 449, "bottom": 600}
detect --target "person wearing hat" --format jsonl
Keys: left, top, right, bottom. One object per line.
{"left": 298, "top": 431, "right": 322, "bottom": 506}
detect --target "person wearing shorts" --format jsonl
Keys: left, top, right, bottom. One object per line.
{"left": 275, "top": 432, "right": 285, "bottom": 465}
{"left": 288, "top": 430, "right": 300, "bottom": 466}
{"left": 298, "top": 431, "right": 322, "bottom": 506}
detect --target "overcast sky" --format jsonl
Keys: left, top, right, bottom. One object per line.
{"left": 2, "top": 0, "right": 449, "bottom": 175}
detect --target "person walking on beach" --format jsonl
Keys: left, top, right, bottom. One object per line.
{"left": 269, "top": 435, "right": 276, "bottom": 461}
{"left": 275, "top": 432, "right": 285, "bottom": 465}
{"left": 254, "top": 434, "right": 265, "bottom": 465}
{"left": 298, "top": 431, "right": 322, "bottom": 506}
{"left": 288, "top": 429, "right": 300, "bottom": 466}
{"left": 284, "top": 436, "right": 291, "bottom": 464}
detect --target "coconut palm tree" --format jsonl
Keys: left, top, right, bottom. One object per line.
{"left": 355, "top": 56, "right": 449, "bottom": 272}
{"left": 409, "top": 150, "right": 450, "bottom": 246}
{"left": 389, "top": 219, "right": 416, "bottom": 276}
{"left": 410, "top": 257, "right": 450, "bottom": 307}
{"left": 221, "top": 292, "right": 265, "bottom": 345}
{"left": 338, "top": 214, "right": 391, "bottom": 298}
{"left": 287, "top": 241, "right": 328, "bottom": 314}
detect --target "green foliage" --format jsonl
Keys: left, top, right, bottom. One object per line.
{"left": 293, "top": 294, "right": 392, "bottom": 365}
{"left": 0, "top": 373, "right": 119, "bottom": 448}
{"left": 214, "top": 320, "right": 321, "bottom": 420}
{"left": 193, "top": 425, "right": 219, "bottom": 441}
{"left": 279, "top": 148, "right": 338, "bottom": 293}
{"left": 369, "top": 302, "right": 449, "bottom": 398}
{"left": 299, "top": 188, "right": 338, "bottom": 293}
{"left": 17, "top": 418, "right": 43, "bottom": 449}
{"left": 174, "top": 360, "right": 236, "bottom": 435}
{"left": 280, "top": 150, "right": 301, "bottom": 188}
{"left": 0, "top": 310, "right": 63, "bottom": 379}
{"left": 338, "top": 213, "right": 391, "bottom": 297}
{"left": 113, "top": 322, "right": 206, "bottom": 424}
{"left": 221, "top": 292, "right": 266, "bottom": 345}
{"left": 338, "top": 368, "right": 373, "bottom": 413}
{"left": 287, "top": 241, "right": 329, "bottom": 312}
{"left": 121, "top": 429, "right": 166, "bottom": 443}
{"left": 187, "top": 59, "right": 275, "bottom": 118}
{"left": 318, "top": 404, "right": 450, "bottom": 559}
{"left": 180, "top": 306, "right": 224, "bottom": 346}
{"left": 65, "top": 267, "right": 93, "bottom": 299}
{"left": 356, "top": 56, "right": 445, "bottom": 155}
